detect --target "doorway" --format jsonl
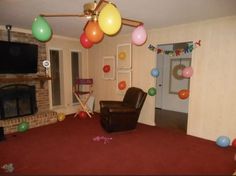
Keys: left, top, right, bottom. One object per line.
{"left": 155, "top": 42, "right": 192, "bottom": 133}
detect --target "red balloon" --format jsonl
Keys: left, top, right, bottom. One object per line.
{"left": 103, "top": 65, "right": 111, "bottom": 73}
{"left": 118, "top": 81, "right": 126, "bottom": 90}
{"left": 80, "top": 32, "right": 93, "bottom": 48}
{"left": 232, "top": 138, "right": 236, "bottom": 148}
{"left": 85, "top": 21, "right": 104, "bottom": 43}
{"left": 178, "top": 89, "right": 189, "bottom": 99}
{"left": 79, "top": 111, "right": 87, "bottom": 119}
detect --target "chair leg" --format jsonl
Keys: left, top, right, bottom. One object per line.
{"left": 84, "top": 95, "right": 94, "bottom": 115}
{"left": 73, "top": 92, "right": 92, "bottom": 118}
{"left": 86, "top": 96, "right": 95, "bottom": 115}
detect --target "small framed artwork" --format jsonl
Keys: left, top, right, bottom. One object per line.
{"left": 102, "top": 56, "right": 115, "bottom": 80}
{"left": 117, "top": 43, "right": 132, "bottom": 69}
{"left": 169, "top": 58, "right": 191, "bottom": 94}
{"left": 117, "top": 70, "right": 132, "bottom": 94}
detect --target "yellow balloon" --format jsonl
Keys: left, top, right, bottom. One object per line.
{"left": 57, "top": 113, "right": 65, "bottom": 122}
{"left": 118, "top": 52, "right": 126, "bottom": 60}
{"left": 98, "top": 3, "right": 122, "bottom": 35}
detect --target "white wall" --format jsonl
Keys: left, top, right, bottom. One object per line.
{"left": 88, "top": 16, "right": 236, "bottom": 142}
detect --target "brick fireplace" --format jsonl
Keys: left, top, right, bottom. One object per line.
{"left": 0, "top": 84, "right": 37, "bottom": 119}
{"left": 0, "top": 29, "right": 57, "bottom": 134}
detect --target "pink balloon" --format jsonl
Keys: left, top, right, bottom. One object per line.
{"left": 182, "top": 66, "right": 193, "bottom": 78}
{"left": 80, "top": 32, "right": 93, "bottom": 48}
{"left": 132, "top": 25, "right": 147, "bottom": 46}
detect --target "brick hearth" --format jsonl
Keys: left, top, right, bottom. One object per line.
{"left": 0, "top": 111, "right": 58, "bottom": 134}
{"left": 0, "top": 29, "right": 58, "bottom": 134}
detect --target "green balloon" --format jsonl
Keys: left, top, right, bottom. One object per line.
{"left": 32, "top": 16, "right": 52, "bottom": 42}
{"left": 148, "top": 87, "right": 156, "bottom": 96}
{"left": 17, "top": 122, "right": 29, "bottom": 132}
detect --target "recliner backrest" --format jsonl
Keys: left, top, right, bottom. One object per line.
{"left": 123, "top": 87, "right": 147, "bottom": 109}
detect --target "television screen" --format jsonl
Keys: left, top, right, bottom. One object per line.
{"left": 0, "top": 40, "right": 38, "bottom": 74}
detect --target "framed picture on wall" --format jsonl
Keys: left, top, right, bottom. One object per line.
{"left": 117, "top": 70, "right": 132, "bottom": 94}
{"left": 116, "top": 43, "right": 132, "bottom": 69}
{"left": 169, "top": 58, "right": 191, "bottom": 94}
{"left": 102, "top": 56, "right": 115, "bottom": 80}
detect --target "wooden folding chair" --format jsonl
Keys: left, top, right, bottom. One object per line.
{"left": 73, "top": 78, "right": 94, "bottom": 118}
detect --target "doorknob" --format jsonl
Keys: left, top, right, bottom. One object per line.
{"left": 158, "top": 84, "right": 162, "bottom": 87}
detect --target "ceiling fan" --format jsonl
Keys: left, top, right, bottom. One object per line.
{"left": 40, "top": 0, "right": 143, "bottom": 28}
{"left": 32, "top": 0, "right": 146, "bottom": 46}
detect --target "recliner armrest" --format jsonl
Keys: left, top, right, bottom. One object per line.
{"left": 100, "top": 101, "right": 123, "bottom": 109}
{"left": 109, "top": 107, "right": 136, "bottom": 113}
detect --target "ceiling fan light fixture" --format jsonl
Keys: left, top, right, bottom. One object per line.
{"left": 83, "top": 2, "right": 97, "bottom": 15}
{"left": 92, "top": 14, "right": 98, "bottom": 21}
{"left": 86, "top": 16, "right": 92, "bottom": 20}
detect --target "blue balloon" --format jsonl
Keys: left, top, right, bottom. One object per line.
{"left": 216, "top": 136, "right": 230, "bottom": 147}
{"left": 151, "top": 68, "right": 160, "bottom": 77}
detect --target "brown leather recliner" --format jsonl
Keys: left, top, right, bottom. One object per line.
{"left": 100, "top": 87, "right": 147, "bottom": 132}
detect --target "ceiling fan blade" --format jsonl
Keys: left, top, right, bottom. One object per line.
{"left": 40, "top": 14, "right": 85, "bottom": 17}
{"left": 94, "top": 0, "right": 109, "bottom": 13}
{"left": 122, "top": 18, "right": 143, "bottom": 27}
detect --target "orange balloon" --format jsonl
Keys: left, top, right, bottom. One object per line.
{"left": 85, "top": 21, "right": 104, "bottom": 43}
{"left": 118, "top": 81, "right": 126, "bottom": 90}
{"left": 178, "top": 89, "right": 189, "bottom": 99}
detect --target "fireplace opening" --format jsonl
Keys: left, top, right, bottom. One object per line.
{"left": 0, "top": 84, "right": 37, "bottom": 120}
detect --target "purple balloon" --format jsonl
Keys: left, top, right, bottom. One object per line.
{"left": 132, "top": 25, "right": 147, "bottom": 46}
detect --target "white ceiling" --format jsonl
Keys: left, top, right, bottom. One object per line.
{"left": 0, "top": 0, "right": 236, "bottom": 39}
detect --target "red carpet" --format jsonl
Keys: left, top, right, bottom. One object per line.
{"left": 0, "top": 114, "right": 235, "bottom": 175}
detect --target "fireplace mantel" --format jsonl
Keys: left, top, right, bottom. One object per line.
{"left": 0, "top": 76, "right": 51, "bottom": 88}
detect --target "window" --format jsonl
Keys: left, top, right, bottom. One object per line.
{"left": 49, "top": 49, "right": 63, "bottom": 106}
{"left": 71, "top": 51, "right": 81, "bottom": 103}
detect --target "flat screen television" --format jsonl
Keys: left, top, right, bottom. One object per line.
{"left": 0, "top": 40, "right": 38, "bottom": 74}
